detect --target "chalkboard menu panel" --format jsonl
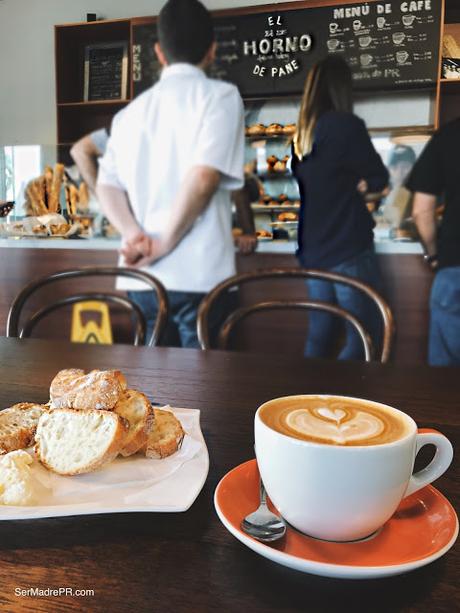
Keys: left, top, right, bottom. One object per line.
{"left": 132, "top": 0, "right": 441, "bottom": 99}
{"left": 132, "top": 24, "right": 162, "bottom": 98}
{"left": 84, "top": 42, "right": 128, "bottom": 101}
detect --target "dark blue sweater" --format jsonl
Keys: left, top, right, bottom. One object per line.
{"left": 292, "top": 111, "right": 389, "bottom": 269}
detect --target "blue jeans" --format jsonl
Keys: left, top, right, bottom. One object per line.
{"left": 128, "top": 290, "right": 204, "bottom": 348}
{"left": 429, "top": 267, "right": 460, "bottom": 366}
{"left": 305, "top": 249, "right": 383, "bottom": 360}
{"left": 127, "top": 289, "right": 238, "bottom": 348}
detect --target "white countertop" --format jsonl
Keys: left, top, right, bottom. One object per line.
{"left": 0, "top": 236, "right": 423, "bottom": 255}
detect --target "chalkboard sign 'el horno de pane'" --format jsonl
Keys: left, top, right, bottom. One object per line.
{"left": 84, "top": 42, "right": 129, "bottom": 101}
{"left": 132, "top": 0, "right": 442, "bottom": 99}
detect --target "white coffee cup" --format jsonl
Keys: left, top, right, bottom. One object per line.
{"left": 254, "top": 395, "right": 453, "bottom": 542}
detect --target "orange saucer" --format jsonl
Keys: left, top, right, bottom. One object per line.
{"left": 214, "top": 459, "right": 458, "bottom": 579}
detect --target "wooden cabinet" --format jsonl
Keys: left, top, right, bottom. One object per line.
{"left": 55, "top": 19, "right": 133, "bottom": 148}
{"left": 438, "top": 22, "right": 460, "bottom": 127}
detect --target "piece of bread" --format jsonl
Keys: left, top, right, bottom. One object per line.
{"left": 49, "top": 369, "right": 126, "bottom": 411}
{"left": 0, "top": 403, "right": 47, "bottom": 455}
{"left": 274, "top": 160, "right": 286, "bottom": 173}
{"left": 144, "top": 408, "right": 185, "bottom": 459}
{"left": 246, "top": 123, "right": 266, "bottom": 135}
{"left": 35, "top": 408, "right": 128, "bottom": 475}
{"left": 114, "top": 390, "right": 154, "bottom": 457}
{"left": 278, "top": 211, "right": 298, "bottom": 222}
{"left": 266, "top": 123, "right": 283, "bottom": 134}
{"left": 283, "top": 123, "right": 296, "bottom": 134}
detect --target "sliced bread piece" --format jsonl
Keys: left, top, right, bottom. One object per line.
{"left": 0, "top": 403, "right": 47, "bottom": 455}
{"left": 35, "top": 408, "right": 128, "bottom": 475}
{"left": 114, "top": 390, "right": 154, "bottom": 457}
{"left": 49, "top": 369, "right": 125, "bottom": 411}
{"left": 144, "top": 408, "right": 185, "bottom": 459}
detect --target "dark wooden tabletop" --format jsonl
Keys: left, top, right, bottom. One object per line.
{"left": 0, "top": 337, "right": 458, "bottom": 613}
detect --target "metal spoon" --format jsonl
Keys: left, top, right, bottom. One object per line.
{"left": 241, "top": 480, "right": 286, "bottom": 542}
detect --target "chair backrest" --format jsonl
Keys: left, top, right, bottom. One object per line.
{"left": 197, "top": 268, "right": 395, "bottom": 362}
{"left": 6, "top": 267, "right": 169, "bottom": 347}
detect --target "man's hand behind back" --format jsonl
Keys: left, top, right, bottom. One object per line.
{"left": 121, "top": 232, "right": 167, "bottom": 268}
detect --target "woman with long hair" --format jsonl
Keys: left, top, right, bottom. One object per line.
{"left": 292, "top": 55, "right": 389, "bottom": 360}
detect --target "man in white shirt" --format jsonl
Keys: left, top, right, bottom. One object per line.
{"left": 97, "top": 0, "right": 246, "bottom": 347}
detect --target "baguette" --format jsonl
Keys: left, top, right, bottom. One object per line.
{"left": 0, "top": 403, "right": 47, "bottom": 455}
{"left": 44, "top": 166, "right": 54, "bottom": 208}
{"left": 35, "top": 408, "right": 128, "bottom": 475}
{"left": 49, "top": 369, "right": 126, "bottom": 411}
{"left": 114, "top": 390, "right": 154, "bottom": 457}
{"left": 78, "top": 182, "right": 90, "bottom": 211}
{"left": 48, "top": 163, "right": 65, "bottom": 213}
{"left": 144, "top": 408, "right": 185, "bottom": 459}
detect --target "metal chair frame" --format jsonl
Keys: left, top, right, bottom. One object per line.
{"left": 6, "top": 267, "right": 169, "bottom": 347}
{"left": 197, "top": 268, "right": 395, "bottom": 362}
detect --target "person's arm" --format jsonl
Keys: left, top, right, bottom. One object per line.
{"left": 343, "top": 116, "right": 389, "bottom": 194}
{"left": 412, "top": 192, "right": 438, "bottom": 268}
{"left": 96, "top": 184, "right": 149, "bottom": 265}
{"left": 406, "top": 131, "right": 443, "bottom": 269}
{"left": 232, "top": 180, "right": 257, "bottom": 255}
{"left": 70, "top": 135, "right": 103, "bottom": 194}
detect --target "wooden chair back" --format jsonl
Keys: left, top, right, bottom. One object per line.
{"left": 197, "top": 268, "right": 394, "bottom": 362}
{"left": 6, "top": 267, "right": 169, "bottom": 347}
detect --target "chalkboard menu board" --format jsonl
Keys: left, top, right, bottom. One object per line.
{"left": 132, "top": 0, "right": 441, "bottom": 99}
{"left": 132, "top": 24, "right": 162, "bottom": 98}
{"left": 84, "top": 42, "right": 128, "bottom": 101}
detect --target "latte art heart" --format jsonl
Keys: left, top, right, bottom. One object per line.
{"left": 285, "top": 407, "right": 385, "bottom": 444}
{"left": 259, "top": 396, "right": 411, "bottom": 446}
{"left": 316, "top": 407, "right": 346, "bottom": 423}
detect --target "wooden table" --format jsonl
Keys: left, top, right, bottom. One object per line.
{"left": 0, "top": 338, "right": 458, "bottom": 613}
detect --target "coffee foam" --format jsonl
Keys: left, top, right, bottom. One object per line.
{"left": 259, "top": 396, "right": 412, "bottom": 446}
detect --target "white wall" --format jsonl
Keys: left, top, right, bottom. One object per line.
{"left": 0, "top": 0, "right": 433, "bottom": 145}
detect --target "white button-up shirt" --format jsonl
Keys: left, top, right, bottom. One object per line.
{"left": 98, "top": 64, "right": 245, "bottom": 292}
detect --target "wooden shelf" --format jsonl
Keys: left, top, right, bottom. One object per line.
{"left": 440, "top": 78, "right": 460, "bottom": 83}
{"left": 58, "top": 100, "right": 130, "bottom": 107}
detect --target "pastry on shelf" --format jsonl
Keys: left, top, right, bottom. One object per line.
{"left": 283, "top": 124, "right": 296, "bottom": 134}
{"left": 267, "top": 155, "right": 278, "bottom": 167}
{"left": 273, "top": 160, "right": 287, "bottom": 173}
{"left": 266, "top": 123, "right": 283, "bottom": 134}
{"left": 244, "top": 160, "right": 257, "bottom": 174}
{"left": 261, "top": 194, "right": 272, "bottom": 204}
{"left": 277, "top": 212, "right": 298, "bottom": 222}
{"left": 246, "top": 123, "right": 266, "bottom": 136}
{"left": 278, "top": 193, "right": 288, "bottom": 202}
{"left": 293, "top": 199, "right": 301, "bottom": 207}
{"left": 256, "top": 229, "right": 273, "bottom": 238}
{"left": 282, "top": 200, "right": 293, "bottom": 207}
{"left": 268, "top": 200, "right": 279, "bottom": 207}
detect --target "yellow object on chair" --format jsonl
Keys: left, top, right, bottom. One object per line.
{"left": 71, "top": 301, "right": 113, "bottom": 344}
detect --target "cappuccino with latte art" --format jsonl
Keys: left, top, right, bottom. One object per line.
{"left": 259, "top": 396, "right": 411, "bottom": 446}
{"left": 255, "top": 395, "right": 453, "bottom": 541}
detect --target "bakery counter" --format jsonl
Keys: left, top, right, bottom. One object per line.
{"left": 0, "top": 240, "right": 431, "bottom": 365}
{"left": 254, "top": 239, "right": 424, "bottom": 255}
{"left": 0, "top": 235, "right": 423, "bottom": 255}
{"left": 0, "top": 237, "right": 120, "bottom": 250}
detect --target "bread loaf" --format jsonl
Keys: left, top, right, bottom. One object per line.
{"left": 35, "top": 408, "right": 128, "bottom": 475}
{"left": 0, "top": 403, "right": 47, "bottom": 455}
{"left": 144, "top": 408, "right": 184, "bottom": 459}
{"left": 114, "top": 390, "right": 154, "bottom": 457}
{"left": 49, "top": 369, "right": 126, "bottom": 411}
